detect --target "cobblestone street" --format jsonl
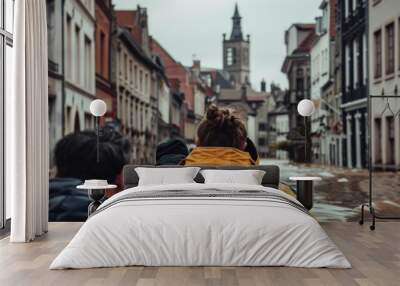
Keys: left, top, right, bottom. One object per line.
{"left": 262, "top": 159, "right": 400, "bottom": 222}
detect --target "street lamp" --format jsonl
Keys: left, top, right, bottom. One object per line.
{"left": 90, "top": 99, "right": 107, "bottom": 163}
{"left": 297, "top": 99, "right": 315, "bottom": 163}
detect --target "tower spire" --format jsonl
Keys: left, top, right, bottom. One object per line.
{"left": 230, "top": 3, "right": 243, "bottom": 41}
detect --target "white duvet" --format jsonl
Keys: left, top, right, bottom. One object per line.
{"left": 50, "top": 183, "right": 351, "bottom": 269}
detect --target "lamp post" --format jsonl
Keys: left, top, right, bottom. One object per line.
{"left": 89, "top": 99, "right": 107, "bottom": 163}
{"left": 297, "top": 99, "right": 315, "bottom": 163}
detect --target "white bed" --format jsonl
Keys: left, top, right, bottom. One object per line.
{"left": 50, "top": 183, "right": 351, "bottom": 269}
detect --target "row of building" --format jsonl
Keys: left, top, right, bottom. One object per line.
{"left": 47, "top": 0, "right": 204, "bottom": 164}
{"left": 46, "top": 1, "right": 271, "bottom": 165}
{"left": 280, "top": 0, "right": 400, "bottom": 170}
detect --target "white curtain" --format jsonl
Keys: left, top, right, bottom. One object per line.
{"left": 6, "top": 0, "right": 49, "bottom": 242}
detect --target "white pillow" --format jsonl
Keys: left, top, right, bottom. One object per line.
{"left": 200, "top": 169, "right": 266, "bottom": 185}
{"left": 135, "top": 167, "right": 201, "bottom": 186}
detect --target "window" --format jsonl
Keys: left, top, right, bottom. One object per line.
{"left": 258, "top": 138, "right": 266, "bottom": 146}
{"left": 296, "top": 68, "right": 304, "bottom": 93}
{"left": 75, "top": 25, "right": 81, "bottom": 84}
{"left": 345, "top": 0, "right": 349, "bottom": 18}
{"left": 84, "top": 36, "right": 91, "bottom": 90}
{"left": 84, "top": 113, "right": 93, "bottom": 130}
{"left": 385, "top": 23, "right": 394, "bottom": 75}
{"left": 134, "top": 65, "right": 137, "bottom": 88}
{"left": 363, "top": 33, "right": 367, "bottom": 84}
{"left": 353, "top": 39, "right": 358, "bottom": 87}
{"left": 124, "top": 53, "right": 128, "bottom": 80}
{"left": 374, "top": 29, "right": 382, "bottom": 78}
{"left": 259, "top": 123, "right": 267, "bottom": 131}
{"left": 139, "top": 70, "right": 143, "bottom": 92}
{"left": 226, "top": 47, "right": 235, "bottom": 66}
{"left": 352, "top": 0, "right": 357, "bottom": 12}
{"left": 1, "top": 0, "right": 14, "bottom": 229}
{"left": 386, "top": 116, "right": 395, "bottom": 164}
{"left": 243, "top": 47, "right": 248, "bottom": 65}
{"left": 66, "top": 15, "right": 72, "bottom": 79}
{"left": 345, "top": 44, "right": 350, "bottom": 88}
{"left": 129, "top": 60, "right": 133, "bottom": 85}
{"left": 374, "top": 118, "right": 382, "bottom": 163}
{"left": 100, "top": 31, "right": 105, "bottom": 76}
{"left": 144, "top": 73, "right": 148, "bottom": 94}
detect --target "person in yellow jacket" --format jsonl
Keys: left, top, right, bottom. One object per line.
{"left": 181, "top": 104, "right": 259, "bottom": 166}
{"left": 181, "top": 104, "right": 295, "bottom": 197}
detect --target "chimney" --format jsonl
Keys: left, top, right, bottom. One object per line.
{"left": 192, "top": 60, "right": 201, "bottom": 69}
{"left": 260, "top": 79, "right": 266, "bottom": 92}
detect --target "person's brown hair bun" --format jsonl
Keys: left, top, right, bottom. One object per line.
{"left": 197, "top": 104, "right": 247, "bottom": 149}
{"left": 206, "top": 104, "right": 220, "bottom": 121}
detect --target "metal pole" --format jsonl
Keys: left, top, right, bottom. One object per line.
{"left": 360, "top": 94, "right": 400, "bottom": 230}
{"left": 304, "top": 116, "right": 308, "bottom": 163}
{"left": 97, "top": 116, "right": 100, "bottom": 163}
{"left": 368, "top": 95, "right": 372, "bottom": 207}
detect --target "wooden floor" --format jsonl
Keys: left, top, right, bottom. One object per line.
{"left": 0, "top": 222, "right": 399, "bottom": 286}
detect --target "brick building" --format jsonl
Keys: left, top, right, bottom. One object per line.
{"left": 114, "top": 8, "right": 168, "bottom": 163}
{"left": 150, "top": 38, "right": 195, "bottom": 142}
{"left": 95, "top": 0, "right": 115, "bottom": 122}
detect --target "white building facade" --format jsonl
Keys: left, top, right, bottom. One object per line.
{"left": 310, "top": 0, "right": 333, "bottom": 164}
{"left": 369, "top": 0, "right": 400, "bottom": 170}
{"left": 63, "top": 0, "right": 96, "bottom": 134}
{"left": 114, "top": 28, "right": 159, "bottom": 163}
{"left": 47, "top": 0, "right": 64, "bottom": 165}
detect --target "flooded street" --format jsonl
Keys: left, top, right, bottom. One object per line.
{"left": 261, "top": 159, "right": 400, "bottom": 222}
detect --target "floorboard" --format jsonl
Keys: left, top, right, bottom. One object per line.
{"left": 0, "top": 222, "right": 399, "bottom": 286}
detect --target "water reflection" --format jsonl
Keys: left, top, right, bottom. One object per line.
{"left": 262, "top": 159, "right": 367, "bottom": 222}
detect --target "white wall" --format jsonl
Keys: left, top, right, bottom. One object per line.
{"left": 247, "top": 115, "right": 256, "bottom": 145}
{"left": 64, "top": 0, "right": 96, "bottom": 134}
{"left": 194, "top": 88, "right": 205, "bottom": 118}
{"left": 369, "top": 0, "right": 400, "bottom": 167}
{"left": 158, "top": 82, "right": 170, "bottom": 124}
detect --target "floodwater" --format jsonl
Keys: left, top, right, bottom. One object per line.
{"left": 261, "top": 159, "right": 369, "bottom": 222}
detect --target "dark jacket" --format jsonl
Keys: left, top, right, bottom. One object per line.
{"left": 49, "top": 177, "right": 90, "bottom": 222}
{"left": 156, "top": 139, "right": 189, "bottom": 165}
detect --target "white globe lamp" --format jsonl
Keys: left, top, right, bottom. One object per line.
{"left": 297, "top": 99, "right": 315, "bottom": 117}
{"left": 90, "top": 99, "right": 107, "bottom": 117}
{"left": 90, "top": 99, "right": 107, "bottom": 163}
{"left": 297, "top": 99, "right": 315, "bottom": 164}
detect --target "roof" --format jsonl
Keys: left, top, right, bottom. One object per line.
{"left": 293, "top": 23, "right": 316, "bottom": 30}
{"left": 246, "top": 89, "right": 267, "bottom": 102}
{"left": 294, "top": 29, "right": 317, "bottom": 54}
{"left": 200, "top": 68, "right": 234, "bottom": 89}
{"left": 117, "top": 27, "right": 160, "bottom": 71}
{"left": 115, "top": 10, "right": 141, "bottom": 44}
{"left": 218, "top": 89, "right": 242, "bottom": 101}
{"left": 218, "top": 86, "right": 266, "bottom": 103}
{"left": 230, "top": 3, "right": 244, "bottom": 41}
{"left": 281, "top": 24, "right": 316, "bottom": 72}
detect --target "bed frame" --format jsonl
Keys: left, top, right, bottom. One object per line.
{"left": 123, "top": 165, "right": 280, "bottom": 190}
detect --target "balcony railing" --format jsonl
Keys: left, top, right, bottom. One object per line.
{"left": 48, "top": 60, "right": 59, "bottom": 74}
{"left": 342, "top": 3, "right": 366, "bottom": 33}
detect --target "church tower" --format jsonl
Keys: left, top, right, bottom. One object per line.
{"left": 223, "top": 4, "right": 250, "bottom": 88}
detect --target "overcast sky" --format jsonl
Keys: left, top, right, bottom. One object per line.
{"left": 113, "top": 0, "right": 321, "bottom": 91}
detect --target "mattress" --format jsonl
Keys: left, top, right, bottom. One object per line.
{"left": 50, "top": 183, "right": 351, "bottom": 269}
